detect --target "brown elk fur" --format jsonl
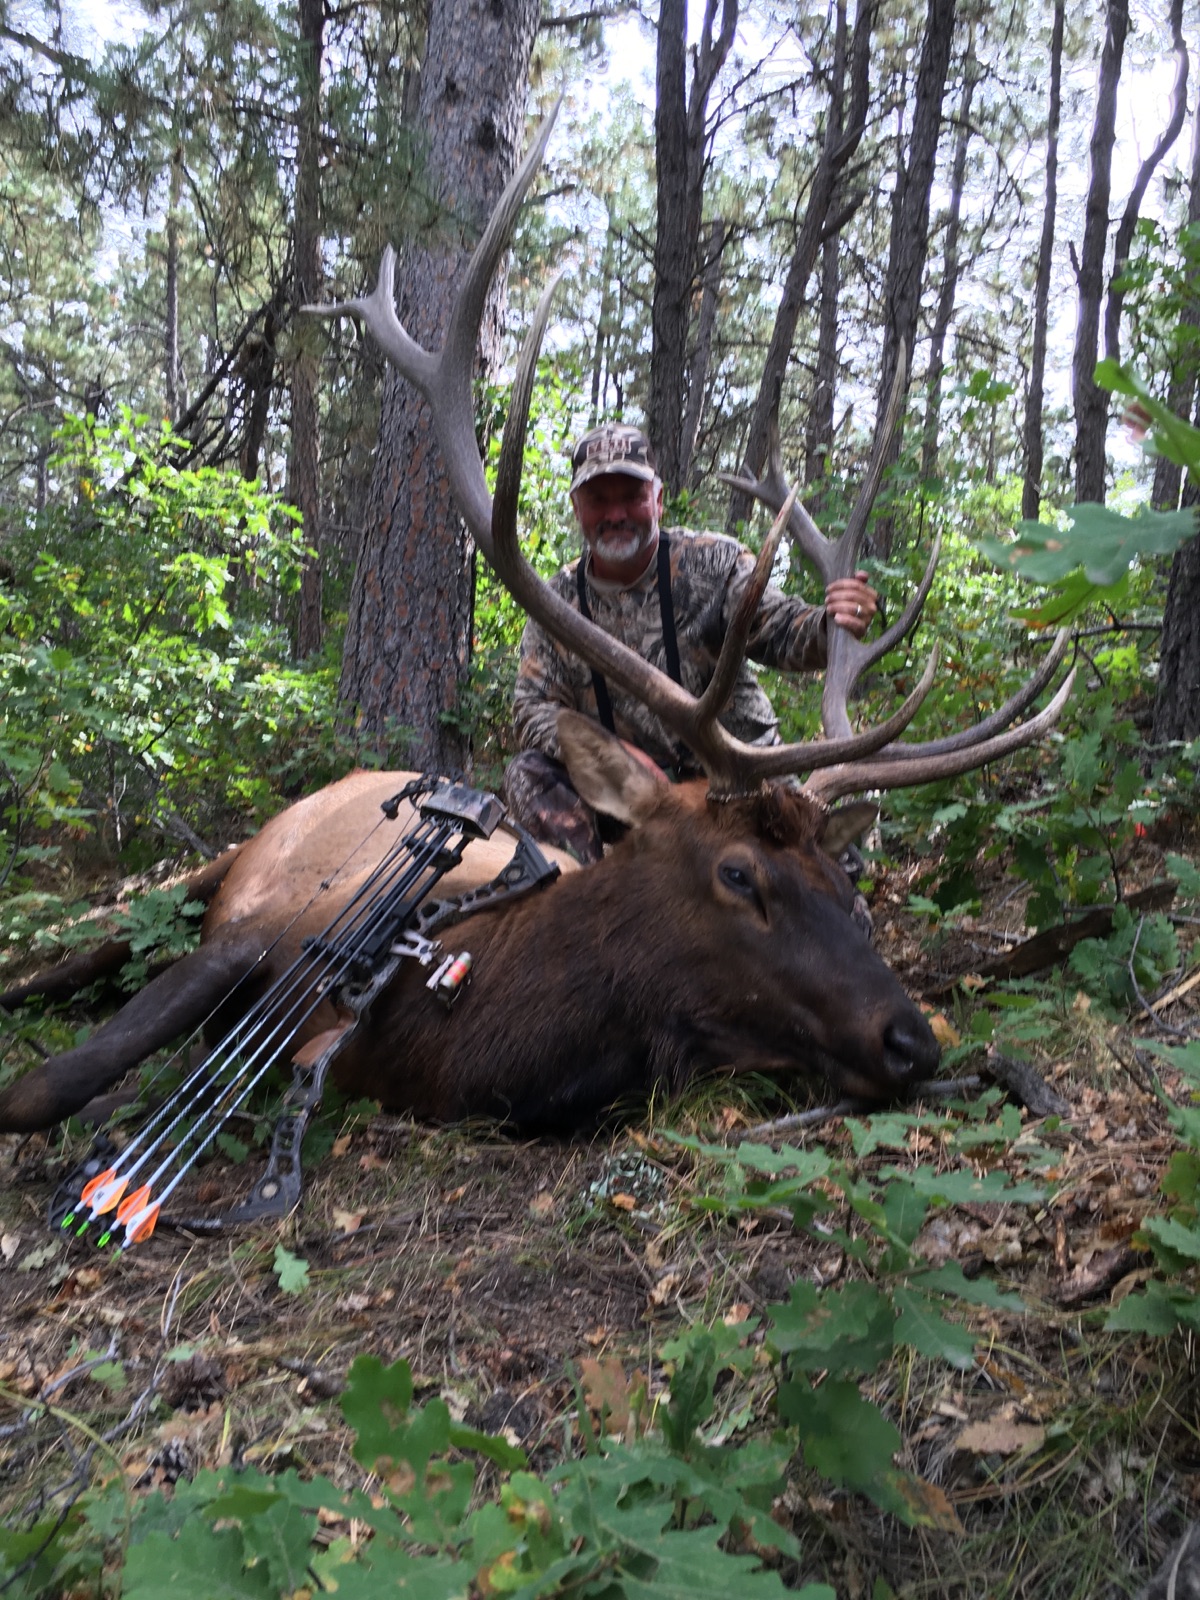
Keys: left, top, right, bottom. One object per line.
{"left": 0, "top": 724, "right": 937, "bottom": 1135}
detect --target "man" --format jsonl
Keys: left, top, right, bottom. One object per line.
{"left": 503, "top": 422, "right": 878, "bottom": 861}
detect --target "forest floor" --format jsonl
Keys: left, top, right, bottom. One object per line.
{"left": 0, "top": 836, "right": 1198, "bottom": 1599}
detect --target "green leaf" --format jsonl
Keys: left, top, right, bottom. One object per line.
{"left": 892, "top": 1287, "right": 977, "bottom": 1368}
{"left": 766, "top": 1281, "right": 895, "bottom": 1376}
{"left": 882, "top": 1166, "right": 1044, "bottom": 1207}
{"left": 778, "top": 1377, "right": 901, "bottom": 1495}
{"left": 1142, "top": 1214, "right": 1200, "bottom": 1263}
{"left": 342, "top": 1355, "right": 414, "bottom": 1468}
{"left": 1095, "top": 359, "right": 1200, "bottom": 474}
{"left": 983, "top": 503, "right": 1196, "bottom": 588}
{"left": 914, "top": 1262, "right": 1025, "bottom": 1312}
{"left": 122, "top": 1520, "right": 271, "bottom": 1598}
{"left": 1105, "top": 1280, "right": 1187, "bottom": 1334}
{"left": 272, "top": 1244, "right": 309, "bottom": 1295}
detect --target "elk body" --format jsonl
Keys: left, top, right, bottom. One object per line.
{"left": 0, "top": 109, "right": 1072, "bottom": 1142}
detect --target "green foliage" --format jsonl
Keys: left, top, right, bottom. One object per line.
{"left": 1106, "top": 1038, "right": 1200, "bottom": 1336}
{"left": 0, "top": 1348, "right": 836, "bottom": 1599}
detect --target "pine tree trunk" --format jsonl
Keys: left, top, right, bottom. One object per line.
{"left": 873, "top": 0, "right": 957, "bottom": 555}
{"left": 1154, "top": 95, "right": 1200, "bottom": 512}
{"left": 921, "top": 26, "right": 977, "bottom": 482}
{"left": 805, "top": 232, "right": 841, "bottom": 496}
{"left": 1152, "top": 513, "right": 1200, "bottom": 744}
{"left": 649, "top": 0, "right": 737, "bottom": 496}
{"left": 680, "top": 217, "right": 727, "bottom": 489}
{"left": 1022, "top": 0, "right": 1064, "bottom": 522}
{"left": 292, "top": 0, "right": 324, "bottom": 660}
{"left": 165, "top": 159, "right": 181, "bottom": 426}
{"left": 338, "top": 0, "right": 539, "bottom": 769}
{"left": 1072, "top": 0, "right": 1128, "bottom": 505}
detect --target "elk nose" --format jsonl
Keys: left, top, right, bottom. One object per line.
{"left": 882, "top": 1013, "right": 940, "bottom": 1087}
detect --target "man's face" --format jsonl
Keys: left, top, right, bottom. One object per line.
{"left": 571, "top": 473, "right": 663, "bottom": 579}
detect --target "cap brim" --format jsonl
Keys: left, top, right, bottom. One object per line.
{"left": 570, "top": 459, "right": 657, "bottom": 493}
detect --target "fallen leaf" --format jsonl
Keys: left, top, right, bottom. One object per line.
{"left": 649, "top": 1269, "right": 683, "bottom": 1307}
{"left": 443, "top": 1184, "right": 467, "bottom": 1204}
{"left": 332, "top": 1207, "right": 363, "bottom": 1235}
{"left": 955, "top": 1416, "right": 1045, "bottom": 1455}
{"left": 358, "top": 1151, "right": 386, "bottom": 1173}
{"left": 928, "top": 1012, "right": 961, "bottom": 1048}
{"left": 332, "top": 1134, "right": 353, "bottom": 1158}
{"left": 528, "top": 1193, "right": 555, "bottom": 1219}
{"left": 723, "top": 1302, "right": 752, "bottom": 1325}
{"left": 1, "top": 1234, "right": 19, "bottom": 1262}
{"left": 610, "top": 1193, "right": 636, "bottom": 1212}
{"left": 16, "top": 1242, "right": 60, "bottom": 1274}
{"left": 584, "top": 1326, "right": 610, "bottom": 1346}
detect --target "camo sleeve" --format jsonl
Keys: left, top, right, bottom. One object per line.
{"left": 511, "top": 565, "right": 590, "bottom": 761}
{"left": 723, "top": 544, "right": 828, "bottom": 671}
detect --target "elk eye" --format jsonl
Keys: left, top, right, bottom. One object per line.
{"left": 719, "top": 863, "right": 756, "bottom": 896}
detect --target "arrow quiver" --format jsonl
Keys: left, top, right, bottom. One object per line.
{"left": 49, "top": 778, "right": 559, "bottom": 1252}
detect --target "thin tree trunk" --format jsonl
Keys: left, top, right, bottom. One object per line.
{"left": 680, "top": 217, "right": 727, "bottom": 489}
{"left": 650, "top": 0, "right": 737, "bottom": 495}
{"left": 292, "top": 0, "right": 325, "bottom": 659}
{"left": 1104, "top": 0, "right": 1187, "bottom": 372}
{"left": 338, "top": 0, "right": 540, "bottom": 769}
{"left": 727, "top": 0, "right": 873, "bottom": 529}
{"left": 873, "top": 0, "right": 957, "bottom": 555}
{"left": 165, "top": 157, "right": 181, "bottom": 426}
{"left": 1022, "top": 0, "right": 1064, "bottom": 522}
{"left": 1154, "top": 96, "right": 1200, "bottom": 512}
{"left": 1072, "top": 0, "right": 1129, "bottom": 504}
{"left": 294, "top": 0, "right": 326, "bottom": 662}
{"left": 805, "top": 231, "right": 841, "bottom": 495}
{"left": 921, "top": 24, "right": 977, "bottom": 482}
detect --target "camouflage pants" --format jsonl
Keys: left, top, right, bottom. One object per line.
{"left": 501, "top": 750, "right": 606, "bottom": 864}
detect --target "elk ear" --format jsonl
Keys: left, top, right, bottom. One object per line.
{"left": 819, "top": 800, "right": 878, "bottom": 857}
{"left": 556, "top": 711, "right": 665, "bottom": 826}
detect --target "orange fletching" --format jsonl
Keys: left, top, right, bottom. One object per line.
{"left": 116, "top": 1185, "right": 152, "bottom": 1226}
{"left": 87, "top": 1175, "right": 130, "bottom": 1215}
{"left": 80, "top": 1169, "right": 116, "bottom": 1206}
{"left": 123, "top": 1203, "right": 161, "bottom": 1245}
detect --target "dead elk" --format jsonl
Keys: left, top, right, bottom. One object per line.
{"left": 0, "top": 109, "right": 1072, "bottom": 1141}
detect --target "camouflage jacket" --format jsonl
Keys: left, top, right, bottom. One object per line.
{"left": 512, "top": 527, "right": 827, "bottom": 771}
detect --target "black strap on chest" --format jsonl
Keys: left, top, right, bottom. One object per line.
{"left": 575, "top": 529, "right": 680, "bottom": 736}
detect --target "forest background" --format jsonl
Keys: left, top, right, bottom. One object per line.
{"left": 2, "top": 0, "right": 1200, "bottom": 1596}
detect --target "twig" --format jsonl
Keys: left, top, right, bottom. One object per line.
{"left": 741, "top": 1077, "right": 984, "bottom": 1142}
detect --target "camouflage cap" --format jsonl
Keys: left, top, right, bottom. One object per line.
{"left": 569, "top": 423, "right": 657, "bottom": 493}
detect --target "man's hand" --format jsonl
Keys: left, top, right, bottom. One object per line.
{"left": 824, "top": 571, "right": 878, "bottom": 639}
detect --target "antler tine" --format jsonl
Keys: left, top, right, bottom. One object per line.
{"left": 490, "top": 268, "right": 724, "bottom": 763}
{"left": 696, "top": 489, "right": 796, "bottom": 731}
{"left": 806, "top": 667, "right": 1077, "bottom": 804}
{"left": 304, "top": 103, "right": 563, "bottom": 563}
{"left": 869, "top": 629, "right": 1072, "bottom": 763}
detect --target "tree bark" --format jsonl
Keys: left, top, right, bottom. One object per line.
{"left": 1152, "top": 513, "right": 1200, "bottom": 744}
{"left": 680, "top": 216, "right": 727, "bottom": 489}
{"left": 727, "top": 0, "right": 873, "bottom": 529}
{"left": 920, "top": 23, "right": 977, "bottom": 482}
{"left": 805, "top": 230, "right": 841, "bottom": 496}
{"left": 649, "top": 0, "right": 737, "bottom": 496}
{"left": 292, "top": 0, "right": 325, "bottom": 659}
{"left": 1022, "top": 0, "right": 1064, "bottom": 522}
{"left": 1103, "top": 0, "right": 1187, "bottom": 371}
{"left": 1072, "top": 0, "right": 1129, "bottom": 505}
{"left": 872, "top": 0, "right": 956, "bottom": 554}
{"left": 338, "top": 0, "right": 540, "bottom": 768}
{"left": 1154, "top": 85, "right": 1200, "bottom": 513}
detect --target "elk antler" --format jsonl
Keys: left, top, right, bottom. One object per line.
{"left": 310, "top": 112, "right": 1071, "bottom": 799}
{"left": 722, "top": 361, "right": 1075, "bottom": 796}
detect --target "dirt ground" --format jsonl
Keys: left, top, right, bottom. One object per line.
{"left": 1, "top": 840, "right": 1198, "bottom": 1597}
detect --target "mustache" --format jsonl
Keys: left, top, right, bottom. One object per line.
{"left": 594, "top": 519, "right": 644, "bottom": 540}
